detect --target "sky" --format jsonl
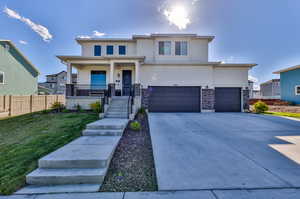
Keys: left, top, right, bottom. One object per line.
{"left": 1, "top": 0, "right": 300, "bottom": 89}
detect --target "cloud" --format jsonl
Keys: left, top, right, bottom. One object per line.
{"left": 19, "top": 40, "right": 28, "bottom": 45}
{"left": 192, "top": 0, "right": 199, "bottom": 5}
{"left": 77, "top": 30, "right": 106, "bottom": 39}
{"left": 77, "top": 35, "right": 91, "bottom": 39}
{"left": 163, "top": 5, "right": 191, "bottom": 30}
{"left": 93, "top": 30, "right": 105, "bottom": 37}
{"left": 3, "top": 7, "right": 53, "bottom": 42}
{"left": 248, "top": 75, "right": 258, "bottom": 83}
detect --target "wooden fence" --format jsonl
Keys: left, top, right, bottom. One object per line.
{"left": 0, "top": 95, "right": 65, "bottom": 117}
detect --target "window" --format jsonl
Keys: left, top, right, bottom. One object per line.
{"left": 106, "top": 45, "right": 114, "bottom": 55}
{"left": 0, "top": 71, "right": 3, "bottom": 84}
{"left": 175, "top": 41, "right": 188, "bottom": 55}
{"left": 94, "top": 45, "right": 101, "bottom": 56}
{"left": 119, "top": 45, "right": 126, "bottom": 55}
{"left": 295, "top": 86, "right": 300, "bottom": 95}
{"left": 158, "top": 41, "right": 171, "bottom": 55}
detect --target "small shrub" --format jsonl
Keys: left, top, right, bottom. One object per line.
{"left": 138, "top": 107, "right": 146, "bottom": 115}
{"left": 253, "top": 101, "right": 269, "bottom": 113}
{"left": 62, "top": 109, "right": 70, "bottom": 113}
{"left": 74, "top": 104, "right": 82, "bottom": 112}
{"left": 42, "top": 109, "right": 51, "bottom": 114}
{"left": 130, "top": 121, "right": 141, "bottom": 131}
{"left": 90, "top": 101, "right": 102, "bottom": 113}
{"left": 51, "top": 102, "right": 65, "bottom": 112}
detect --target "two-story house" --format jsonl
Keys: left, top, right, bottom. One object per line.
{"left": 39, "top": 71, "right": 77, "bottom": 94}
{"left": 57, "top": 33, "right": 256, "bottom": 113}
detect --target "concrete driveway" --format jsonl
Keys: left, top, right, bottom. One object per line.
{"left": 148, "top": 113, "right": 300, "bottom": 191}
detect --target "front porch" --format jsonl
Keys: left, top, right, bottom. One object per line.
{"left": 57, "top": 56, "right": 144, "bottom": 112}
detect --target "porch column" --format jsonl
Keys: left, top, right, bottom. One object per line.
{"left": 108, "top": 61, "right": 115, "bottom": 97}
{"left": 133, "top": 60, "right": 141, "bottom": 97}
{"left": 66, "top": 63, "right": 72, "bottom": 84}
{"left": 109, "top": 61, "right": 114, "bottom": 84}
{"left": 135, "top": 60, "right": 140, "bottom": 83}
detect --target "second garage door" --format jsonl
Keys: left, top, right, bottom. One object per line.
{"left": 148, "top": 86, "right": 201, "bottom": 112}
{"left": 215, "top": 87, "right": 241, "bottom": 112}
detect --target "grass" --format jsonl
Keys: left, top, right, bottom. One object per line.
{"left": 0, "top": 111, "right": 98, "bottom": 195}
{"left": 264, "top": 111, "right": 300, "bottom": 119}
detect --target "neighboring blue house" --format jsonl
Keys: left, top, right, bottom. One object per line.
{"left": 274, "top": 65, "right": 300, "bottom": 104}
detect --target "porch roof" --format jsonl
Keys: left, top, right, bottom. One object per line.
{"left": 57, "top": 56, "right": 145, "bottom": 66}
{"left": 57, "top": 55, "right": 145, "bottom": 62}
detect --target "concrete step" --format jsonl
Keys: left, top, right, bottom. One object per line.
{"left": 86, "top": 119, "right": 128, "bottom": 130}
{"left": 106, "top": 110, "right": 128, "bottom": 114}
{"left": 108, "top": 108, "right": 128, "bottom": 112}
{"left": 15, "top": 184, "right": 101, "bottom": 194}
{"left": 105, "top": 113, "right": 128, "bottom": 118}
{"left": 82, "top": 129, "right": 123, "bottom": 136}
{"left": 39, "top": 136, "right": 121, "bottom": 169}
{"left": 26, "top": 168, "right": 107, "bottom": 185}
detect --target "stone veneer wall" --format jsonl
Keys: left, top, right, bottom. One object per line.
{"left": 243, "top": 89, "right": 250, "bottom": 110}
{"left": 202, "top": 89, "right": 215, "bottom": 111}
{"left": 141, "top": 88, "right": 150, "bottom": 109}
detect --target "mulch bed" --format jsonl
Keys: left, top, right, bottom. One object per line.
{"left": 100, "top": 113, "right": 158, "bottom": 192}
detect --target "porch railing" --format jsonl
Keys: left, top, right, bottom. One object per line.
{"left": 66, "top": 84, "right": 108, "bottom": 97}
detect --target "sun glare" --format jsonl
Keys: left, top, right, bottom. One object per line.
{"left": 164, "top": 5, "right": 191, "bottom": 30}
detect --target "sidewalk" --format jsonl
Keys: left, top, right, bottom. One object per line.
{"left": 1, "top": 189, "right": 300, "bottom": 199}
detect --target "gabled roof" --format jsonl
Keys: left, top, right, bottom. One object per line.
{"left": 273, "top": 65, "right": 300, "bottom": 74}
{"left": 0, "top": 40, "right": 40, "bottom": 75}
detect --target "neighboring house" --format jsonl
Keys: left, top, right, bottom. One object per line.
{"left": 39, "top": 71, "right": 77, "bottom": 94}
{"left": 0, "top": 40, "right": 39, "bottom": 95}
{"left": 57, "top": 33, "right": 256, "bottom": 112}
{"left": 252, "top": 90, "right": 261, "bottom": 99}
{"left": 273, "top": 65, "right": 300, "bottom": 104}
{"left": 260, "top": 79, "right": 280, "bottom": 99}
{"left": 248, "top": 80, "right": 255, "bottom": 99}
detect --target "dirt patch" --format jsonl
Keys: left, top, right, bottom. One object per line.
{"left": 100, "top": 113, "right": 158, "bottom": 192}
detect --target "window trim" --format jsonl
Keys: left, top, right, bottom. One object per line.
{"left": 0, "top": 71, "right": 4, "bottom": 84}
{"left": 106, "top": 45, "right": 114, "bottom": 55}
{"left": 94, "top": 45, "right": 101, "bottom": 56}
{"left": 118, "top": 45, "right": 126, "bottom": 55}
{"left": 158, "top": 41, "right": 172, "bottom": 56}
{"left": 295, "top": 85, "right": 300, "bottom": 96}
{"left": 175, "top": 41, "right": 188, "bottom": 56}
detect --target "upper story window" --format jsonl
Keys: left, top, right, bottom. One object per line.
{"left": 175, "top": 41, "right": 188, "bottom": 56}
{"left": 0, "top": 71, "right": 4, "bottom": 84}
{"left": 119, "top": 45, "right": 126, "bottom": 55}
{"left": 158, "top": 41, "right": 171, "bottom": 55}
{"left": 94, "top": 45, "right": 101, "bottom": 56}
{"left": 295, "top": 86, "right": 300, "bottom": 95}
{"left": 106, "top": 45, "right": 114, "bottom": 55}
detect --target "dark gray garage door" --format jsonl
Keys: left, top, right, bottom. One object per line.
{"left": 215, "top": 87, "right": 241, "bottom": 112}
{"left": 149, "top": 86, "right": 201, "bottom": 112}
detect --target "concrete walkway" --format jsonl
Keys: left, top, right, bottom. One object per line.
{"left": 2, "top": 188, "right": 300, "bottom": 199}
{"left": 16, "top": 118, "right": 128, "bottom": 194}
{"left": 148, "top": 113, "right": 300, "bottom": 191}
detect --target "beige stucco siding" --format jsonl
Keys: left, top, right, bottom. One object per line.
{"left": 81, "top": 42, "right": 136, "bottom": 57}
{"left": 213, "top": 67, "right": 249, "bottom": 87}
{"left": 140, "top": 65, "right": 214, "bottom": 87}
{"left": 140, "top": 65, "right": 249, "bottom": 88}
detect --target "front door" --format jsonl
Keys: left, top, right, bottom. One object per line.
{"left": 122, "top": 70, "right": 132, "bottom": 96}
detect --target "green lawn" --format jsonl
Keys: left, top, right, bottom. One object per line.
{"left": 264, "top": 111, "right": 300, "bottom": 119}
{"left": 0, "top": 111, "right": 98, "bottom": 195}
